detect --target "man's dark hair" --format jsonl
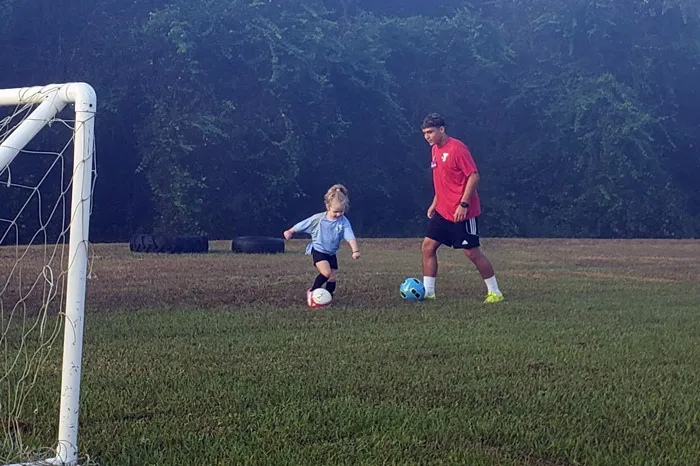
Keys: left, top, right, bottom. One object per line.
{"left": 421, "top": 113, "right": 446, "bottom": 129}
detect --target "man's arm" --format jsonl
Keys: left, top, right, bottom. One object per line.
{"left": 461, "top": 172, "right": 479, "bottom": 205}
{"left": 454, "top": 172, "right": 479, "bottom": 222}
{"left": 453, "top": 143, "right": 480, "bottom": 222}
{"left": 427, "top": 194, "right": 437, "bottom": 218}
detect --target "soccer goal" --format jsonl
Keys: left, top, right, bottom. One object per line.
{"left": 0, "top": 84, "right": 96, "bottom": 466}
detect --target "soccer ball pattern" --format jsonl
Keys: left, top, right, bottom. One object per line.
{"left": 310, "top": 288, "right": 333, "bottom": 307}
{"left": 399, "top": 278, "right": 425, "bottom": 301}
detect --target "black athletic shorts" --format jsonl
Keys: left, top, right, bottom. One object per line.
{"left": 311, "top": 248, "right": 338, "bottom": 269}
{"left": 426, "top": 212, "right": 481, "bottom": 249}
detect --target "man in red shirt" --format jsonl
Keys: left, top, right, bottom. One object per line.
{"left": 420, "top": 113, "right": 504, "bottom": 303}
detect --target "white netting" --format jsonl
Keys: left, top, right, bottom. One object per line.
{"left": 0, "top": 92, "right": 95, "bottom": 464}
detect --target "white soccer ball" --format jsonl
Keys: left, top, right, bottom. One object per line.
{"left": 310, "top": 288, "right": 333, "bottom": 307}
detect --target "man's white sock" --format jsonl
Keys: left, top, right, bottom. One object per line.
{"left": 484, "top": 275, "right": 501, "bottom": 295}
{"left": 423, "top": 276, "right": 436, "bottom": 295}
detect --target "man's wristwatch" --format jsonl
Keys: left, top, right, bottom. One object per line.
{"left": 460, "top": 201, "right": 469, "bottom": 208}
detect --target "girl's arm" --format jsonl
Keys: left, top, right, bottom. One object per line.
{"left": 343, "top": 218, "right": 359, "bottom": 259}
{"left": 348, "top": 238, "right": 360, "bottom": 259}
{"left": 284, "top": 213, "right": 321, "bottom": 240}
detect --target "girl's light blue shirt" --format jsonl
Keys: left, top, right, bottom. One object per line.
{"left": 292, "top": 212, "right": 356, "bottom": 255}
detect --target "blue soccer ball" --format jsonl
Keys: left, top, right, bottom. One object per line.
{"left": 400, "top": 278, "right": 425, "bottom": 301}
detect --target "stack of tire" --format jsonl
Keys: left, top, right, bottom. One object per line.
{"left": 231, "top": 236, "right": 284, "bottom": 254}
{"left": 129, "top": 234, "right": 285, "bottom": 255}
{"left": 129, "top": 234, "right": 209, "bottom": 254}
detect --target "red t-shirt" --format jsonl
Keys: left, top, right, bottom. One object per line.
{"left": 431, "top": 137, "right": 481, "bottom": 222}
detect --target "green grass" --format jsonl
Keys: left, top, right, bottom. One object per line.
{"left": 3, "top": 239, "right": 700, "bottom": 465}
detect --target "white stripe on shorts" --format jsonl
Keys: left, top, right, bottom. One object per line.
{"left": 465, "top": 217, "right": 479, "bottom": 236}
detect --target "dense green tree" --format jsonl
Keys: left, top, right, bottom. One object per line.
{"left": 0, "top": 0, "right": 698, "bottom": 241}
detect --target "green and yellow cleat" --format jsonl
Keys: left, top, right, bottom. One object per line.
{"left": 423, "top": 293, "right": 436, "bottom": 300}
{"left": 483, "top": 292, "right": 504, "bottom": 304}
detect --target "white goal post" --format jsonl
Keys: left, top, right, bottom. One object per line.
{"left": 0, "top": 83, "right": 96, "bottom": 466}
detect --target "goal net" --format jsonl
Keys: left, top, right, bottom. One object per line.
{"left": 0, "top": 84, "right": 96, "bottom": 466}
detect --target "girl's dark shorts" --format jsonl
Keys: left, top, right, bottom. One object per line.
{"left": 311, "top": 248, "right": 338, "bottom": 269}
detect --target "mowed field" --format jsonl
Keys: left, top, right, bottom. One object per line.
{"left": 3, "top": 238, "right": 700, "bottom": 465}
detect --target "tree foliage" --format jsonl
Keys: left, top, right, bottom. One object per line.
{"left": 1, "top": 0, "right": 698, "bottom": 239}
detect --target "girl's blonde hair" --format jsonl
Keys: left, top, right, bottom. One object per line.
{"left": 324, "top": 184, "right": 349, "bottom": 211}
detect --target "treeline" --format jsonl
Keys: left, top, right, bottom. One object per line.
{"left": 1, "top": 0, "right": 699, "bottom": 240}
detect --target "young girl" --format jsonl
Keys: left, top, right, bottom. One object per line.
{"left": 283, "top": 184, "right": 360, "bottom": 305}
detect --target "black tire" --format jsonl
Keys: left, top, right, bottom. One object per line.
{"left": 152, "top": 235, "right": 171, "bottom": 253}
{"left": 231, "top": 236, "right": 285, "bottom": 254}
{"left": 144, "top": 235, "right": 156, "bottom": 252}
{"left": 129, "top": 235, "right": 140, "bottom": 252}
{"left": 129, "top": 234, "right": 153, "bottom": 253}
{"left": 130, "top": 234, "right": 209, "bottom": 254}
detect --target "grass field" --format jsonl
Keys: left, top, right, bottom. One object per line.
{"left": 3, "top": 238, "right": 700, "bottom": 465}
